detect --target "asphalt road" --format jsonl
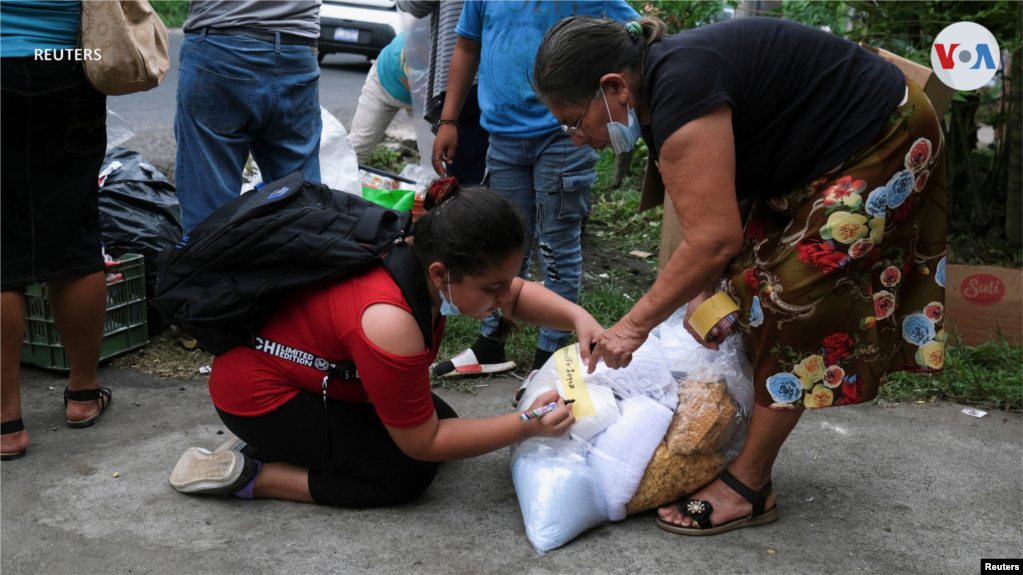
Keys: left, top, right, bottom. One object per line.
{"left": 109, "top": 30, "right": 414, "bottom": 184}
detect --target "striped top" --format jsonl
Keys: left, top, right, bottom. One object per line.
{"left": 397, "top": 0, "right": 478, "bottom": 128}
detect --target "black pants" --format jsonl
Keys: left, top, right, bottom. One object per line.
{"left": 445, "top": 84, "right": 489, "bottom": 187}
{"left": 217, "top": 392, "right": 457, "bottom": 507}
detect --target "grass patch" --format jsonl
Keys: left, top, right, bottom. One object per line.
{"left": 878, "top": 333, "right": 1022, "bottom": 412}
{"left": 109, "top": 331, "right": 214, "bottom": 380}
{"left": 150, "top": 0, "right": 190, "bottom": 28}
{"left": 363, "top": 145, "right": 408, "bottom": 175}
{"left": 589, "top": 147, "right": 663, "bottom": 254}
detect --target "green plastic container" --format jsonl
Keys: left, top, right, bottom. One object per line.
{"left": 21, "top": 254, "right": 149, "bottom": 371}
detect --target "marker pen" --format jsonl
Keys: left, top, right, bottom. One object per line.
{"left": 520, "top": 399, "right": 574, "bottom": 422}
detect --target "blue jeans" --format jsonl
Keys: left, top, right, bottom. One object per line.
{"left": 175, "top": 30, "right": 322, "bottom": 233}
{"left": 480, "top": 131, "right": 599, "bottom": 352}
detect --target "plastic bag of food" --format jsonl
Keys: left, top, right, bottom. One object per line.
{"left": 511, "top": 437, "right": 608, "bottom": 555}
{"left": 516, "top": 344, "right": 622, "bottom": 443}
{"left": 587, "top": 395, "right": 673, "bottom": 521}
{"left": 624, "top": 443, "right": 724, "bottom": 515}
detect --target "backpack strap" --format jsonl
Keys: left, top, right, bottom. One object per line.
{"left": 243, "top": 335, "right": 359, "bottom": 380}
{"left": 381, "top": 241, "right": 434, "bottom": 349}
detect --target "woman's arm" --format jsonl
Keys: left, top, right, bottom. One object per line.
{"left": 588, "top": 103, "right": 744, "bottom": 370}
{"left": 361, "top": 303, "right": 575, "bottom": 462}
{"left": 430, "top": 36, "right": 481, "bottom": 176}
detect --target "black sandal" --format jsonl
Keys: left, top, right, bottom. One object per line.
{"left": 64, "top": 386, "right": 112, "bottom": 428}
{"left": 1, "top": 419, "right": 28, "bottom": 461}
{"left": 657, "top": 469, "right": 778, "bottom": 536}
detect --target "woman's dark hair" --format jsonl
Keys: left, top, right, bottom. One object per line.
{"left": 532, "top": 16, "right": 667, "bottom": 106}
{"left": 411, "top": 178, "right": 527, "bottom": 338}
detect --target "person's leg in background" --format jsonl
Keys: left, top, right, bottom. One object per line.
{"left": 444, "top": 84, "right": 489, "bottom": 186}
{"left": 47, "top": 272, "right": 109, "bottom": 424}
{"left": 174, "top": 32, "right": 267, "bottom": 234}
{"left": 432, "top": 132, "right": 536, "bottom": 378}
{"left": 529, "top": 131, "right": 599, "bottom": 368}
{"left": 348, "top": 60, "right": 412, "bottom": 164}
{"left": 252, "top": 40, "right": 322, "bottom": 183}
{"left": 1, "top": 291, "right": 29, "bottom": 458}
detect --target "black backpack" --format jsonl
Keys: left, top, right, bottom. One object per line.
{"left": 154, "top": 171, "right": 433, "bottom": 358}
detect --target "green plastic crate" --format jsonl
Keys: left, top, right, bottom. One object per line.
{"left": 21, "top": 254, "right": 149, "bottom": 371}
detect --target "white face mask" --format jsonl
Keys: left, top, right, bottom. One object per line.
{"left": 438, "top": 272, "right": 460, "bottom": 316}
{"left": 601, "top": 85, "right": 642, "bottom": 155}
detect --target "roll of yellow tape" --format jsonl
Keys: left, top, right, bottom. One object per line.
{"left": 689, "top": 292, "right": 740, "bottom": 340}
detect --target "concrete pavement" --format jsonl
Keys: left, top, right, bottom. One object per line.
{"left": 2, "top": 365, "right": 1020, "bottom": 574}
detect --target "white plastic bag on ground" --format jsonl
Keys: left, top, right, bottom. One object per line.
{"left": 319, "top": 106, "right": 361, "bottom": 196}
{"left": 511, "top": 437, "right": 608, "bottom": 555}
{"left": 588, "top": 395, "right": 673, "bottom": 521}
{"left": 240, "top": 106, "right": 361, "bottom": 197}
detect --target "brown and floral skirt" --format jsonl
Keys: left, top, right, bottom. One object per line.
{"left": 726, "top": 77, "right": 947, "bottom": 410}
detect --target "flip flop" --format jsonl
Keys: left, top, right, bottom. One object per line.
{"left": 657, "top": 469, "right": 778, "bottom": 536}
{"left": 1, "top": 419, "right": 28, "bottom": 461}
{"left": 64, "top": 386, "right": 112, "bottom": 428}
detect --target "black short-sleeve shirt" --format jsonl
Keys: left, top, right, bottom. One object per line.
{"left": 640, "top": 18, "right": 905, "bottom": 201}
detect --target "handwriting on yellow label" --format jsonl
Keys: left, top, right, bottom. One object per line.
{"left": 555, "top": 344, "right": 596, "bottom": 417}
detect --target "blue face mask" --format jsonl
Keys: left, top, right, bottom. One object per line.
{"left": 439, "top": 272, "right": 461, "bottom": 316}
{"left": 601, "top": 85, "right": 642, "bottom": 155}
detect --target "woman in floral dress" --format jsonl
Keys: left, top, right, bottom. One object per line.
{"left": 531, "top": 15, "right": 946, "bottom": 535}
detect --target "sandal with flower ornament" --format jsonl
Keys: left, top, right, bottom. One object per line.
{"left": 656, "top": 469, "right": 778, "bottom": 536}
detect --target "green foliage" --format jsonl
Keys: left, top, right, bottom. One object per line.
{"left": 880, "top": 333, "right": 1022, "bottom": 411}
{"left": 363, "top": 145, "right": 407, "bottom": 175}
{"left": 150, "top": 0, "right": 190, "bottom": 29}
{"left": 782, "top": 1, "right": 1022, "bottom": 253}
{"left": 590, "top": 144, "right": 663, "bottom": 253}
{"left": 628, "top": 1, "right": 739, "bottom": 32}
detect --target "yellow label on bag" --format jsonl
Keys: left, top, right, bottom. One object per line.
{"left": 689, "top": 291, "right": 741, "bottom": 340}
{"left": 555, "top": 344, "right": 596, "bottom": 418}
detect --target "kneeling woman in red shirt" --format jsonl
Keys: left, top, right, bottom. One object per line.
{"left": 169, "top": 181, "right": 602, "bottom": 507}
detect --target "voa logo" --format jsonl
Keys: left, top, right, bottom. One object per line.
{"left": 931, "top": 22, "right": 1000, "bottom": 91}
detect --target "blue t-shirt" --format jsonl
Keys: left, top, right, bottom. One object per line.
{"left": 456, "top": 1, "right": 638, "bottom": 137}
{"left": 376, "top": 32, "right": 411, "bottom": 106}
{"left": 1, "top": 1, "right": 81, "bottom": 58}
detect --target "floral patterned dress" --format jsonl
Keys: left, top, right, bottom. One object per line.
{"left": 726, "top": 77, "right": 946, "bottom": 410}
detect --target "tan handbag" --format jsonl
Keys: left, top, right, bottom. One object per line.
{"left": 80, "top": 1, "right": 170, "bottom": 96}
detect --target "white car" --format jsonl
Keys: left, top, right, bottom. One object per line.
{"left": 318, "top": 0, "right": 403, "bottom": 61}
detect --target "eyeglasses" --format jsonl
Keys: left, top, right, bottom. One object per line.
{"left": 560, "top": 110, "right": 587, "bottom": 136}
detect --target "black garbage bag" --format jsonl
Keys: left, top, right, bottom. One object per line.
{"left": 98, "top": 147, "right": 182, "bottom": 335}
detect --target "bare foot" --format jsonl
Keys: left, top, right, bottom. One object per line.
{"left": 66, "top": 389, "right": 109, "bottom": 424}
{"left": 658, "top": 475, "right": 776, "bottom": 528}
{"left": 1, "top": 428, "right": 30, "bottom": 456}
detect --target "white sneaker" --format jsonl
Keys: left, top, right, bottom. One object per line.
{"left": 432, "top": 348, "right": 516, "bottom": 378}
{"left": 169, "top": 447, "right": 258, "bottom": 496}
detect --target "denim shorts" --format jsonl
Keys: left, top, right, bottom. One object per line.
{"left": 1, "top": 58, "right": 107, "bottom": 291}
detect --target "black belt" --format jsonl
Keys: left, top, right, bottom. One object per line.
{"left": 189, "top": 27, "right": 317, "bottom": 47}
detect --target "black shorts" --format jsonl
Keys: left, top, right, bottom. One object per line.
{"left": 1, "top": 58, "right": 107, "bottom": 292}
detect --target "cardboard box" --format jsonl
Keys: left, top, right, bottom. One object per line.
{"left": 945, "top": 265, "right": 1023, "bottom": 346}
{"left": 858, "top": 43, "right": 957, "bottom": 118}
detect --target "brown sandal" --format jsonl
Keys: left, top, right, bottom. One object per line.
{"left": 657, "top": 469, "right": 778, "bottom": 536}
{"left": 64, "top": 387, "right": 112, "bottom": 428}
